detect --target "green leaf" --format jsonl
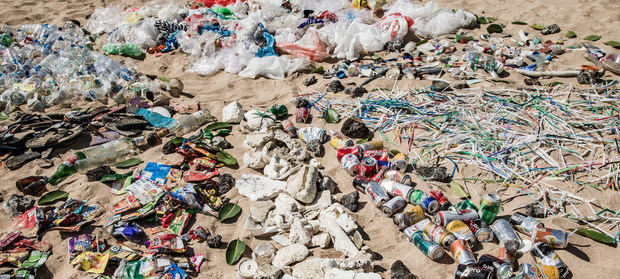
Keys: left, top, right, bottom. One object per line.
{"left": 38, "top": 190, "right": 68, "bottom": 205}
{"left": 546, "top": 81, "right": 564, "bottom": 87}
{"left": 477, "top": 16, "right": 489, "bottom": 24}
{"left": 158, "top": 76, "right": 171, "bottom": 83}
{"left": 450, "top": 181, "right": 470, "bottom": 199}
{"left": 487, "top": 17, "right": 497, "bottom": 23}
{"left": 204, "top": 122, "right": 233, "bottom": 131}
{"left": 512, "top": 21, "right": 527, "bottom": 25}
{"left": 531, "top": 24, "right": 546, "bottom": 30}
{"left": 565, "top": 31, "right": 576, "bottom": 38}
{"left": 323, "top": 108, "right": 340, "bottom": 124}
{"left": 226, "top": 239, "right": 246, "bottom": 265}
{"left": 415, "top": 39, "right": 429, "bottom": 46}
{"left": 218, "top": 203, "right": 242, "bottom": 222}
{"left": 311, "top": 66, "right": 325, "bottom": 74}
{"left": 487, "top": 24, "right": 503, "bottom": 34}
{"left": 115, "top": 158, "right": 143, "bottom": 168}
{"left": 584, "top": 35, "right": 601, "bottom": 41}
{"left": 100, "top": 171, "right": 133, "bottom": 183}
{"left": 575, "top": 228, "right": 616, "bottom": 245}
{"left": 216, "top": 151, "right": 237, "bottom": 167}
{"left": 604, "top": 41, "right": 620, "bottom": 48}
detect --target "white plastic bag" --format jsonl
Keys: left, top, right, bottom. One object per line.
{"left": 238, "top": 56, "right": 308, "bottom": 79}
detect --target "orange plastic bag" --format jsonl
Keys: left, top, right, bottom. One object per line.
{"left": 276, "top": 28, "right": 329, "bottom": 62}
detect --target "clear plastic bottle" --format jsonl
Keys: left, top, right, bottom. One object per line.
{"left": 168, "top": 110, "right": 210, "bottom": 136}
{"left": 74, "top": 148, "right": 133, "bottom": 173}
{"left": 75, "top": 138, "right": 135, "bottom": 159}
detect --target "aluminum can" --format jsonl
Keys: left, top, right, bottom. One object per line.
{"left": 297, "top": 127, "right": 328, "bottom": 143}
{"left": 330, "top": 133, "right": 354, "bottom": 149}
{"left": 380, "top": 179, "right": 414, "bottom": 200}
{"left": 281, "top": 119, "right": 297, "bottom": 137}
{"left": 491, "top": 219, "right": 520, "bottom": 253}
{"left": 352, "top": 175, "right": 371, "bottom": 192}
{"left": 360, "top": 156, "right": 378, "bottom": 177}
{"left": 357, "top": 141, "right": 383, "bottom": 153}
{"left": 409, "top": 190, "right": 439, "bottom": 215}
{"left": 295, "top": 106, "right": 309, "bottom": 123}
{"left": 429, "top": 189, "right": 452, "bottom": 210}
{"left": 372, "top": 166, "right": 389, "bottom": 182}
{"left": 336, "top": 146, "right": 359, "bottom": 161}
{"left": 479, "top": 193, "right": 502, "bottom": 224}
{"left": 476, "top": 254, "right": 512, "bottom": 279}
{"left": 414, "top": 218, "right": 456, "bottom": 249}
{"left": 455, "top": 264, "right": 493, "bottom": 279}
{"left": 434, "top": 209, "right": 479, "bottom": 227}
{"left": 532, "top": 228, "right": 569, "bottom": 249}
{"left": 446, "top": 220, "right": 476, "bottom": 245}
{"left": 450, "top": 239, "right": 475, "bottom": 265}
{"left": 363, "top": 150, "right": 389, "bottom": 161}
{"left": 365, "top": 181, "right": 389, "bottom": 208}
{"left": 466, "top": 218, "right": 494, "bottom": 243}
{"left": 340, "top": 154, "right": 361, "bottom": 177}
{"left": 393, "top": 205, "right": 425, "bottom": 230}
{"left": 410, "top": 230, "right": 444, "bottom": 261}
{"left": 382, "top": 196, "right": 407, "bottom": 216}
{"left": 530, "top": 242, "right": 569, "bottom": 278}
{"left": 509, "top": 212, "right": 544, "bottom": 235}
{"left": 391, "top": 153, "right": 408, "bottom": 172}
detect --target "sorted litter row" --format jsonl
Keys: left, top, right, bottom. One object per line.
{"left": 85, "top": 0, "right": 478, "bottom": 79}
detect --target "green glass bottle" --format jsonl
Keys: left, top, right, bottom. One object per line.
{"left": 47, "top": 154, "right": 80, "bottom": 185}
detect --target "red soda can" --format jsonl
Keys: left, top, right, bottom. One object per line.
{"left": 296, "top": 107, "right": 309, "bottom": 123}
{"left": 281, "top": 119, "right": 297, "bottom": 138}
{"left": 429, "top": 189, "right": 452, "bottom": 210}
{"left": 336, "top": 146, "right": 359, "bottom": 162}
{"left": 363, "top": 150, "right": 389, "bottom": 161}
{"left": 372, "top": 166, "right": 389, "bottom": 181}
{"left": 360, "top": 157, "right": 378, "bottom": 177}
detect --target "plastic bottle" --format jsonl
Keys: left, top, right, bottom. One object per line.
{"left": 75, "top": 138, "right": 135, "bottom": 159}
{"left": 168, "top": 110, "right": 210, "bottom": 136}
{"left": 74, "top": 148, "right": 133, "bottom": 173}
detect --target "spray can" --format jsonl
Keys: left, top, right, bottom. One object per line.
{"left": 531, "top": 228, "right": 569, "bottom": 249}
{"left": 530, "top": 242, "right": 569, "bottom": 278}
{"left": 365, "top": 181, "right": 389, "bottom": 208}
{"left": 434, "top": 209, "right": 479, "bottom": 227}
{"left": 450, "top": 239, "right": 475, "bottom": 265}
{"left": 281, "top": 120, "right": 297, "bottom": 138}
{"left": 393, "top": 205, "right": 425, "bottom": 230}
{"left": 414, "top": 218, "right": 456, "bottom": 249}
{"left": 446, "top": 220, "right": 476, "bottom": 245}
{"left": 479, "top": 193, "right": 502, "bottom": 225}
{"left": 408, "top": 230, "right": 444, "bottom": 261}
{"left": 429, "top": 189, "right": 452, "bottom": 210}
{"left": 409, "top": 190, "right": 439, "bottom": 215}
{"left": 340, "top": 154, "right": 361, "bottom": 177}
{"left": 467, "top": 218, "right": 494, "bottom": 243}
{"left": 491, "top": 219, "right": 521, "bottom": 253}
{"left": 379, "top": 179, "right": 414, "bottom": 200}
{"left": 510, "top": 212, "right": 544, "bottom": 235}
{"left": 382, "top": 196, "right": 407, "bottom": 217}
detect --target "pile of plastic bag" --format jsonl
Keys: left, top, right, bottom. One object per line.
{"left": 0, "top": 22, "right": 138, "bottom": 110}
{"left": 86, "top": 0, "right": 477, "bottom": 78}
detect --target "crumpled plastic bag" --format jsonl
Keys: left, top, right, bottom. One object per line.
{"left": 413, "top": 8, "right": 477, "bottom": 38}
{"left": 276, "top": 27, "right": 329, "bottom": 61}
{"left": 375, "top": 13, "right": 413, "bottom": 43}
{"left": 86, "top": 6, "right": 125, "bottom": 34}
{"left": 238, "top": 56, "right": 308, "bottom": 79}
{"left": 331, "top": 18, "right": 388, "bottom": 61}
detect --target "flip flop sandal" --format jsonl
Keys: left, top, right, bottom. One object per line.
{"left": 5, "top": 152, "right": 41, "bottom": 170}
{"left": 25, "top": 124, "right": 84, "bottom": 149}
{"left": 601, "top": 53, "right": 620, "bottom": 76}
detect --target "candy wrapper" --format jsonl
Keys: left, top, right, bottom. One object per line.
{"left": 19, "top": 251, "right": 49, "bottom": 269}
{"left": 12, "top": 207, "right": 38, "bottom": 237}
{"left": 67, "top": 234, "right": 98, "bottom": 261}
{"left": 182, "top": 169, "right": 218, "bottom": 183}
{"left": 141, "top": 162, "right": 172, "bottom": 185}
{"left": 170, "top": 185, "right": 201, "bottom": 209}
{"left": 0, "top": 249, "right": 29, "bottom": 266}
{"left": 111, "top": 195, "right": 141, "bottom": 215}
{"left": 168, "top": 210, "right": 192, "bottom": 236}
{"left": 70, "top": 250, "right": 110, "bottom": 274}
{"left": 148, "top": 234, "right": 186, "bottom": 254}
{"left": 127, "top": 178, "right": 164, "bottom": 205}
